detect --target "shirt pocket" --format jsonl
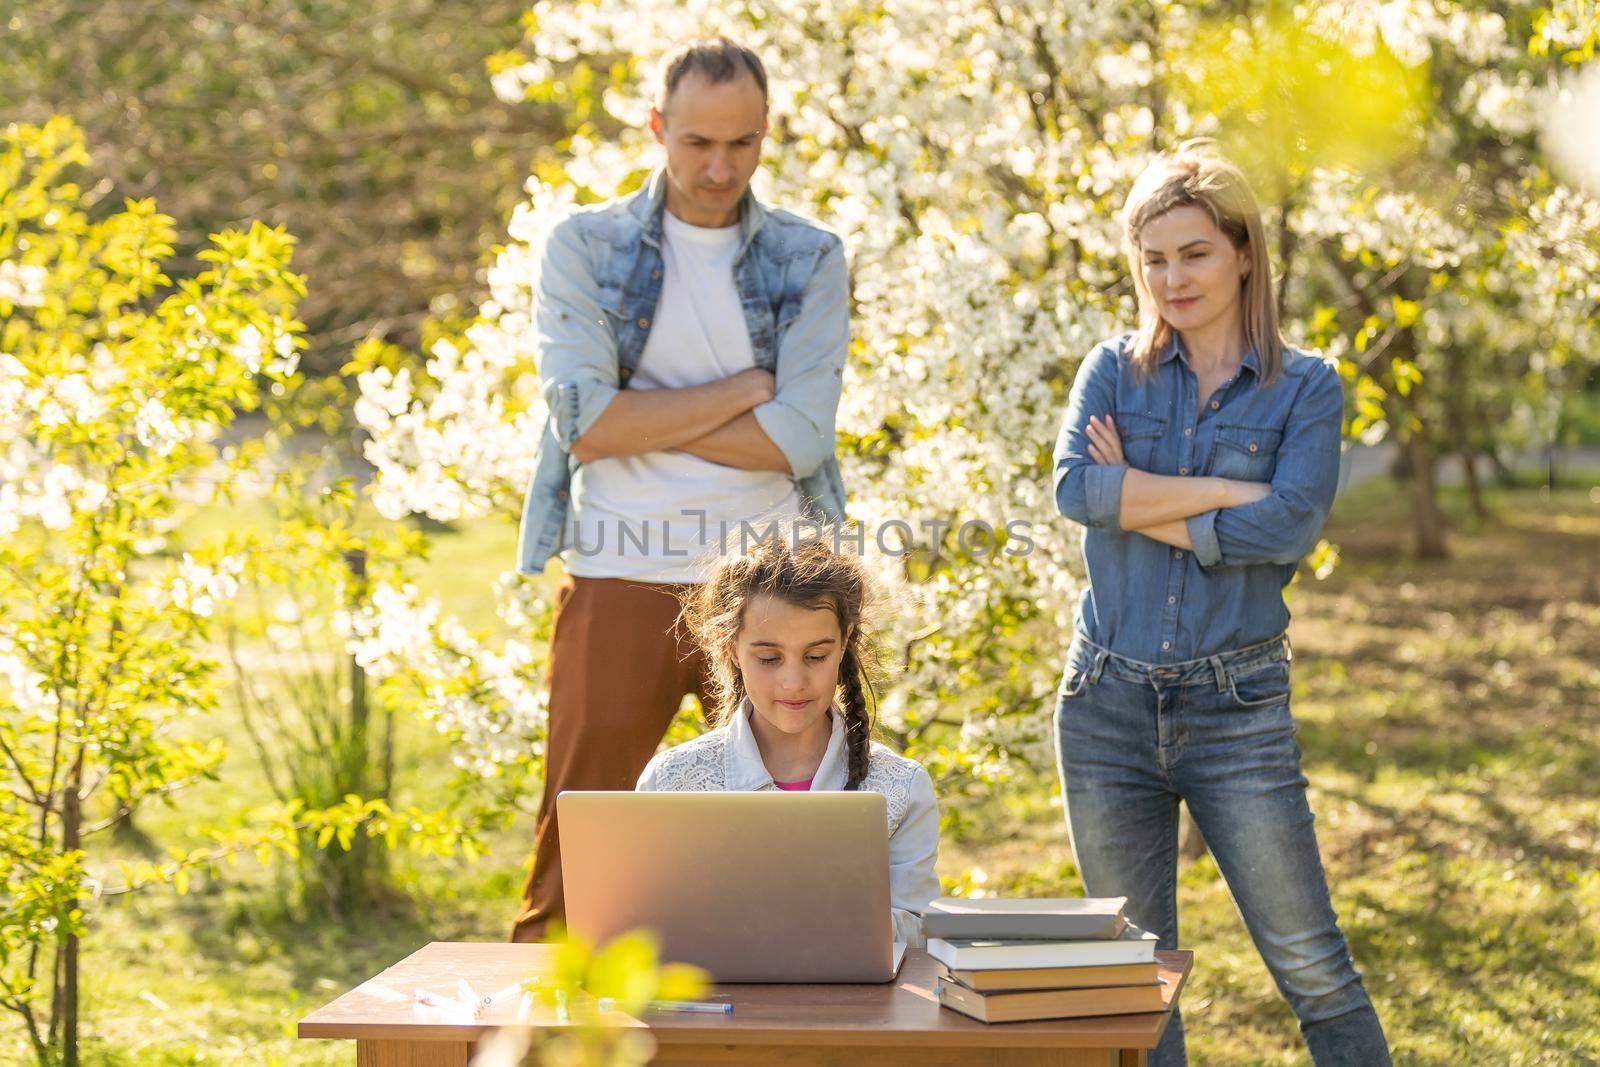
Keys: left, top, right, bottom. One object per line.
{"left": 1211, "top": 423, "right": 1284, "bottom": 482}
{"left": 1112, "top": 411, "right": 1168, "bottom": 470}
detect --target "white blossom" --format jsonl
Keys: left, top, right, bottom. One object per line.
{"left": 0, "top": 260, "right": 47, "bottom": 307}
{"left": 134, "top": 398, "right": 186, "bottom": 455}
{"left": 170, "top": 553, "right": 244, "bottom": 619}
{"left": 345, "top": 581, "right": 548, "bottom": 777}
{"left": 1544, "top": 64, "right": 1600, "bottom": 196}
{"left": 229, "top": 323, "right": 267, "bottom": 373}
{"left": 0, "top": 639, "right": 55, "bottom": 721}
{"left": 352, "top": 0, "right": 1597, "bottom": 773}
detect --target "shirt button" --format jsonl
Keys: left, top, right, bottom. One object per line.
{"left": 1179, "top": 467, "right": 1189, "bottom": 475}
{"left": 1173, "top": 550, "right": 1184, "bottom": 560}
{"left": 1167, "top": 595, "right": 1176, "bottom": 604}
{"left": 1162, "top": 640, "right": 1171, "bottom": 650}
{"left": 637, "top": 318, "right": 650, "bottom": 329}
{"left": 1249, "top": 442, "right": 1259, "bottom": 452}
{"left": 1184, "top": 427, "right": 1193, "bottom": 436}
{"left": 1211, "top": 400, "right": 1220, "bottom": 410}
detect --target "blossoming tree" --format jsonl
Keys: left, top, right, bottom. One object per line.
{"left": 354, "top": 1, "right": 1599, "bottom": 791}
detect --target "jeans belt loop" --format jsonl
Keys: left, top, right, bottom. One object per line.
{"left": 1090, "top": 648, "right": 1109, "bottom": 684}
{"left": 1208, "top": 654, "right": 1228, "bottom": 692}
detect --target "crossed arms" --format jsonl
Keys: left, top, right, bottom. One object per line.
{"left": 535, "top": 219, "right": 849, "bottom": 476}
{"left": 1077, "top": 412, "right": 1267, "bottom": 550}
{"left": 1053, "top": 343, "right": 1344, "bottom": 567}
{"left": 572, "top": 368, "right": 789, "bottom": 470}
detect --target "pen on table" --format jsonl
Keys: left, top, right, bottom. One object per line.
{"left": 597, "top": 997, "right": 734, "bottom": 1015}
{"left": 413, "top": 988, "right": 471, "bottom": 1012}
{"left": 478, "top": 982, "right": 527, "bottom": 1011}
{"left": 407, "top": 980, "right": 529, "bottom": 1018}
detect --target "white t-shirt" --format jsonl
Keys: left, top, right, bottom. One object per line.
{"left": 564, "top": 211, "right": 801, "bottom": 583}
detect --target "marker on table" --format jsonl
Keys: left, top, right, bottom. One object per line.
{"left": 598, "top": 997, "right": 734, "bottom": 1015}
{"left": 413, "top": 988, "right": 471, "bottom": 1012}
{"left": 412, "top": 982, "right": 527, "bottom": 1017}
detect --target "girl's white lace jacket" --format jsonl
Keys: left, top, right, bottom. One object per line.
{"left": 636, "top": 702, "right": 942, "bottom": 947}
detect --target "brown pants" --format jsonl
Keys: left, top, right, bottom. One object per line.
{"left": 510, "top": 575, "right": 710, "bottom": 943}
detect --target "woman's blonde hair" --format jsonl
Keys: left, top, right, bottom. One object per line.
{"left": 1122, "top": 142, "right": 1284, "bottom": 384}
{"left": 679, "top": 537, "right": 883, "bottom": 790}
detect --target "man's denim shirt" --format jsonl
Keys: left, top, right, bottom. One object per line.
{"left": 1053, "top": 334, "right": 1344, "bottom": 663}
{"left": 516, "top": 170, "right": 849, "bottom": 575}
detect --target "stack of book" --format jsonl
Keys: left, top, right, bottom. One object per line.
{"left": 925, "top": 896, "right": 1165, "bottom": 1023}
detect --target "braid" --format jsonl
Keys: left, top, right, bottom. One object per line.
{"left": 838, "top": 645, "right": 875, "bottom": 790}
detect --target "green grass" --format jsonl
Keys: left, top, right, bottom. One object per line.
{"left": 940, "top": 476, "right": 1600, "bottom": 1065}
{"left": 1559, "top": 386, "right": 1600, "bottom": 448}
{"left": 7, "top": 476, "right": 1599, "bottom": 1065}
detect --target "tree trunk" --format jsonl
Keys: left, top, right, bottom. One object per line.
{"left": 61, "top": 753, "right": 83, "bottom": 1067}
{"left": 1277, "top": 192, "right": 1298, "bottom": 321}
{"left": 1406, "top": 432, "right": 1449, "bottom": 558}
{"left": 1461, "top": 450, "right": 1488, "bottom": 523}
{"left": 1489, "top": 447, "right": 1515, "bottom": 487}
{"left": 312, "top": 547, "right": 383, "bottom": 914}
{"left": 1445, "top": 344, "right": 1488, "bottom": 522}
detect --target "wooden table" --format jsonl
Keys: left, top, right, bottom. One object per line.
{"left": 299, "top": 942, "right": 1191, "bottom": 1067}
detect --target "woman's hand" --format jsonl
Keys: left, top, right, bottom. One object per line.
{"left": 1085, "top": 414, "right": 1128, "bottom": 466}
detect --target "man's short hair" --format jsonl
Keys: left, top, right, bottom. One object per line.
{"left": 657, "top": 37, "right": 769, "bottom": 112}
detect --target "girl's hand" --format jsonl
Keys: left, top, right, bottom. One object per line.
{"left": 1085, "top": 414, "right": 1128, "bottom": 467}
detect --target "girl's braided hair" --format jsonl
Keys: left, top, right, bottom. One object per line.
{"left": 680, "top": 537, "right": 882, "bottom": 789}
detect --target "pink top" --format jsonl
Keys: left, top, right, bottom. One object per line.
{"left": 772, "top": 776, "right": 814, "bottom": 791}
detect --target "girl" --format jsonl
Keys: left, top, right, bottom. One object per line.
{"left": 1051, "top": 144, "right": 1391, "bottom": 1066}
{"left": 636, "top": 537, "right": 941, "bottom": 947}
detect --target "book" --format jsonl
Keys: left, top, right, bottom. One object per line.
{"left": 926, "top": 925, "right": 1158, "bottom": 971}
{"left": 935, "top": 960, "right": 1161, "bottom": 993}
{"left": 922, "top": 896, "right": 1128, "bottom": 941}
{"left": 936, "top": 976, "right": 1166, "bottom": 1023}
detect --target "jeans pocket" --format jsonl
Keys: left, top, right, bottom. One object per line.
{"left": 1227, "top": 659, "right": 1291, "bottom": 708}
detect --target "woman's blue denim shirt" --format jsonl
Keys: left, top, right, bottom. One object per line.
{"left": 1053, "top": 333, "right": 1344, "bottom": 663}
{"left": 516, "top": 169, "right": 849, "bottom": 574}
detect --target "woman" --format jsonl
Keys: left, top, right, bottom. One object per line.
{"left": 636, "top": 537, "right": 941, "bottom": 946}
{"left": 1051, "top": 144, "right": 1390, "bottom": 1066}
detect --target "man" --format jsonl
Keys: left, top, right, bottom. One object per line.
{"left": 511, "top": 37, "right": 850, "bottom": 942}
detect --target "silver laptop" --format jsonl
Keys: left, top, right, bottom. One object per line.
{"left": 558, "top": 791, "right": 907, "bottom": 982}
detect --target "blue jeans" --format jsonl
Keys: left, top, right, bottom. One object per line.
{"left": 1054, "top": 634, "right": 1391, "bottom": 1067}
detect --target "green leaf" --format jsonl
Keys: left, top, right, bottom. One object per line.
{"left": 1390, "top": 295, "right": 1421, "bottom": 329}
{"left": 586, "top": 931, "right": 661, "bottom": 1007}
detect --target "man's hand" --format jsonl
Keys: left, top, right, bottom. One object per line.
{"left": 672, "top": 411, "right": 792, "bottom": 472}
{"left": 728, "top": 367, "right": 777, "bottom": 408}
{"left": 570, "top": 367, "right": 777, "bottom": 464}
{"left": 664, "top": 369, "right": 788, "bottom": 472}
